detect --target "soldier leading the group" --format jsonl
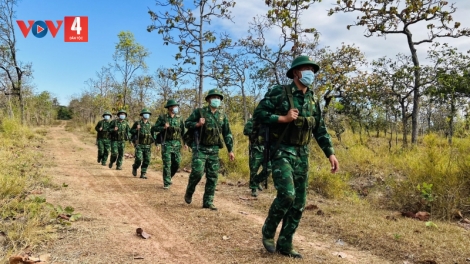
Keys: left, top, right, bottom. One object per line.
{"left": 130, "top": 108, "right": 154, "bottom": 179}
{"left": 243, "top": 116, "right": 271, "bottom": 197}
{"left": 108, "top": 109, "right": 131, "bottom": 170}
{"left": 95, "top": 111, "right": 112, "bottom": 166}
{"left": 183, "top": 89, "right": 235, "bottom": 210}
{"left": 152, "top": 100, "right": 186, "bottom": 189}
{"left": 253, "top": 55, "right": 339, "bottom": 259}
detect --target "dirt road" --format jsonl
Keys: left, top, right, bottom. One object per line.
{"left": 39, "top": 122, "right": 390, "bottom": 263}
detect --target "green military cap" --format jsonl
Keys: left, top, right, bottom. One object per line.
{"left": 140, "top": 108, "right": 152, "bottom": 116}
{"left": 286, "top": 55, "right": 320, "bottom": 79}
{"left": 102, "top": 111, "right": 112, "bottom": 117}
{"left": 205, "top": 88, "right": 224, "bottom": 101}
{"left": 164, "top": 99, "right": 179, "bottom": 108}
{"left": 116, "top": 109, "right": 127, "bottom": 115}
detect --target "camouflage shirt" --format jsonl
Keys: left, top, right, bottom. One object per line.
{"left": 130, "top": 119, "right": 154, "bottom": 146}
{"left": 253, "top": 83, "right": 334, "bottom": 157}
{"left": 152, "top": 113, "right": 185, "bottom": 143}
{"left": 108, "top": 119, "right": 131, "bottom": 141}
{"left": 185, "top": 106, "right": 234, "bottom": 152}
{"left": 95, "top": 119, "right": 112, "bottom": 139}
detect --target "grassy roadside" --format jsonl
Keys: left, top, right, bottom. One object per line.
{"left": 0, "top": 119, "right": 61, "bottom": 262}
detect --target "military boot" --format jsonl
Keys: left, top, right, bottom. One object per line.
{"left": 257, "top": 184, "right": 263, "bottom": 191}
{"left": 251, "top": 188, "right": 258, "bottom": 197}
{"left": 132, "top": 167, "right": 137, "bottom": 177}
{"left": 184, "top": 192, "right": 192, "bottom": 204}
{"left": 109, "top": 162, "right": 113, "bottom": 169}
{"left": 262, "top": 237, "right": 276, "bottom": 253}
{"left": 97, "top": 157, "right": 101, "bottom": 163}
{"left": 116, "top": 166, "right": 122, "bottom": 170}
{"left": 203, "top": 204, "right": 217, "bottom": 210}
{"left": 140, "top": 173, "right": 147, "bottom": 179}
{"left": 277, "top": 248, "right": 302, "bottom": 259}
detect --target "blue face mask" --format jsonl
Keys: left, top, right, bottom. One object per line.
{"left": 142, "top": 113, "right": 150, "bottom": 119}
{"left": 299, "top": 70, "right": 315, "bottom": 86}
{"left": 104, "top": 115, "right": 110, "bottom": 120}
{"left": 172, "top": 107, "right": 179, "bottom": 114}
{"left": 210, "top": 98, "right": 221, "bottom": 108}
{"left": 119, "top": 115, "right": 126, "bottom": 120}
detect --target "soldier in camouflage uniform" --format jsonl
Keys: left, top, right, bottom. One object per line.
{"left": 184, "top": 89, "right": 235, "bottom": 210}
{"left": 95, "top": 111, "right": 112, "bottom": 166}
{"left": 108, "top": 109, "right": 131, "bottom": 170}
{"left": 130, "top": 108, "right": 154, "bottom": 179}
{"left": 253, "top": 55, "right": 339, "bottom": 259}
{"left": 152, "top": 100, "right": 186, "bottom": 189}
{"left": 243, "top": 117, "right": 271, "bottom": 197}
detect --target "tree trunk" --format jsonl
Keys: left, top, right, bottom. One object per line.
{"left": 405, "top": 29, "right": 420, "bottom": 144}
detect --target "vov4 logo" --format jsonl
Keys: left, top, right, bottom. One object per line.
{"left": 16, "top": 16, "right": 88, "bottom": 42}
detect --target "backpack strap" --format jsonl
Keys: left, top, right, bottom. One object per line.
{"left": 271, "top": 85, "right": 294, "bottom": 156}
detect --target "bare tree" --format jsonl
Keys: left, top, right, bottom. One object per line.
{"left": 0, "top": 0, "right": 32, "bottom": 124}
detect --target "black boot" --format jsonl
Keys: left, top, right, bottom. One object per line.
{"left": 140, "top": 173, "right": 147, "bottom": 179}
{"left": 132, "top": 167, "right": 137, "bottom": 177}
{"left": 262, "top": 238, "right": 276, "bottom": 253}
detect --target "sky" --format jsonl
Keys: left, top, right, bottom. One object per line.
{"left": 14, "top": 0, "right": 470, "bottom": 106}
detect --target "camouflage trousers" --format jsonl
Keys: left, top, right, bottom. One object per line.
{"left": 110, "top": 141, "right": 126, "bottom": 168}
{"left": 249, "top": 144, "right": 271, "bottom": 189}
{"left": 97, "top": 138, "right": 111, "bottom": 164}
{"left": 161, "top": 141, "right": 182, "bottom": 187}
{"left": 261, "top": 145, "right": 309, "bottom": 252}
{"left": 133, "top": 145, "right": 151, "bottom": 174}
{"left": 185, "top": 146, "right": 219, "bottom": 207}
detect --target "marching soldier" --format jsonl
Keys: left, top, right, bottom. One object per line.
{"left": 130, "top": 108, "right": 154, "bottom": 179}
{"left": 253, "top": 56, "right": 339, "bottom": 258}
{"left": 108, "top": 109, "right": 131, "bottom": 170}
{"left": 95, "top": 111, "right": 112, "bottom": 166}
{"left": 243, "top": 116, "right": 271, "bottom": 197}
{"left": 152, "top": 100, "right": 186, "bottom": 189}
{"left": 183, "top": 89, "right": 235, "bottom": 210}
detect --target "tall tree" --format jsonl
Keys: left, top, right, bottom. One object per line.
{"left": 148, "top": 0, "right": 236, "bottom": 107}
{"left": 0, "top": 0, "right": 32, "bottom": 124}
{"left": 265, "top": 0, "right": 320, "bottom": 58}
{"left": 427, "top": 43, "right": 470, "bottom": 144}
{"left": 329, "top": 0, "right": 470, "bottom": 144}
{"left": 113, "top": 31, "right": 149, "bottom": 107}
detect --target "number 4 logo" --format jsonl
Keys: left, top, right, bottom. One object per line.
{"left": 64, "top": 16, "right": 88, "bottom": 42}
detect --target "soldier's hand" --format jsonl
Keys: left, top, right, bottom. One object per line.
{"left": 329, "top": 155, "right": 339, "bottom": 173}
{"left": 229, "top": 151, "right": 235, "bottom": 161}
{"left": 137, "top": 124, "right": 141, "bottom": 129}
{"left": 197, "top": 118, "right": 205, "bottom": 127}
{"left": 283, "top": 108, "right": 299, "bottom": 123}
{"left": 99, "top": 127, "right": 102, "bottom": 131}
{"left": 114, "top": 127, "right": 118, "bottom": 131}
{"left": 164, "top": 123, "right": 169, "bottom": 129}
{"left": 184, "top": 144, "right": 188, "bottom": 150}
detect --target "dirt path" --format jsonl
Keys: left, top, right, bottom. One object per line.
{"left": 39, "top": 122, "right": 391, "bottom": 264}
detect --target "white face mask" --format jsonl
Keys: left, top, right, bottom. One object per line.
{"left": 172, "top": 107, "right": 179, "bottom": 114}
{"left": 142, "top": 113, "right": 150, "bottom": 119}
{"left": 119, "top": 115, "right": 126, "bottom": 120}
{"left": 104, "top": 115, "right": 110, "bottom": 120}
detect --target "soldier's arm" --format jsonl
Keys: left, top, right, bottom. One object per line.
{"left": 253, "top": 86, "right": 283, "bottom": 125}
{"left": 222, "top": 114, "right": 234, "bottom": 152}
{"left": 107, "top": 120, "right": 115, "bottom": 132}
{"left": 180, "top": 118, "right": 185, "bottom": 136}
{"left": 130, "top": 121, "right": 138, "bottom": 135}
{"left": 152, "top": 115, "right": 165, "bottom": 133}
{"left": 95, "top": 121, "right": 102, "bottom": 132}
{"left": 243, "top": 119, "right": 253, "bottom": 136}
{"left": 312, "top": 103, "right": 335, "bottom": 158}
{"left": 184, "top": 109, "right": 200, "bottom": 129}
